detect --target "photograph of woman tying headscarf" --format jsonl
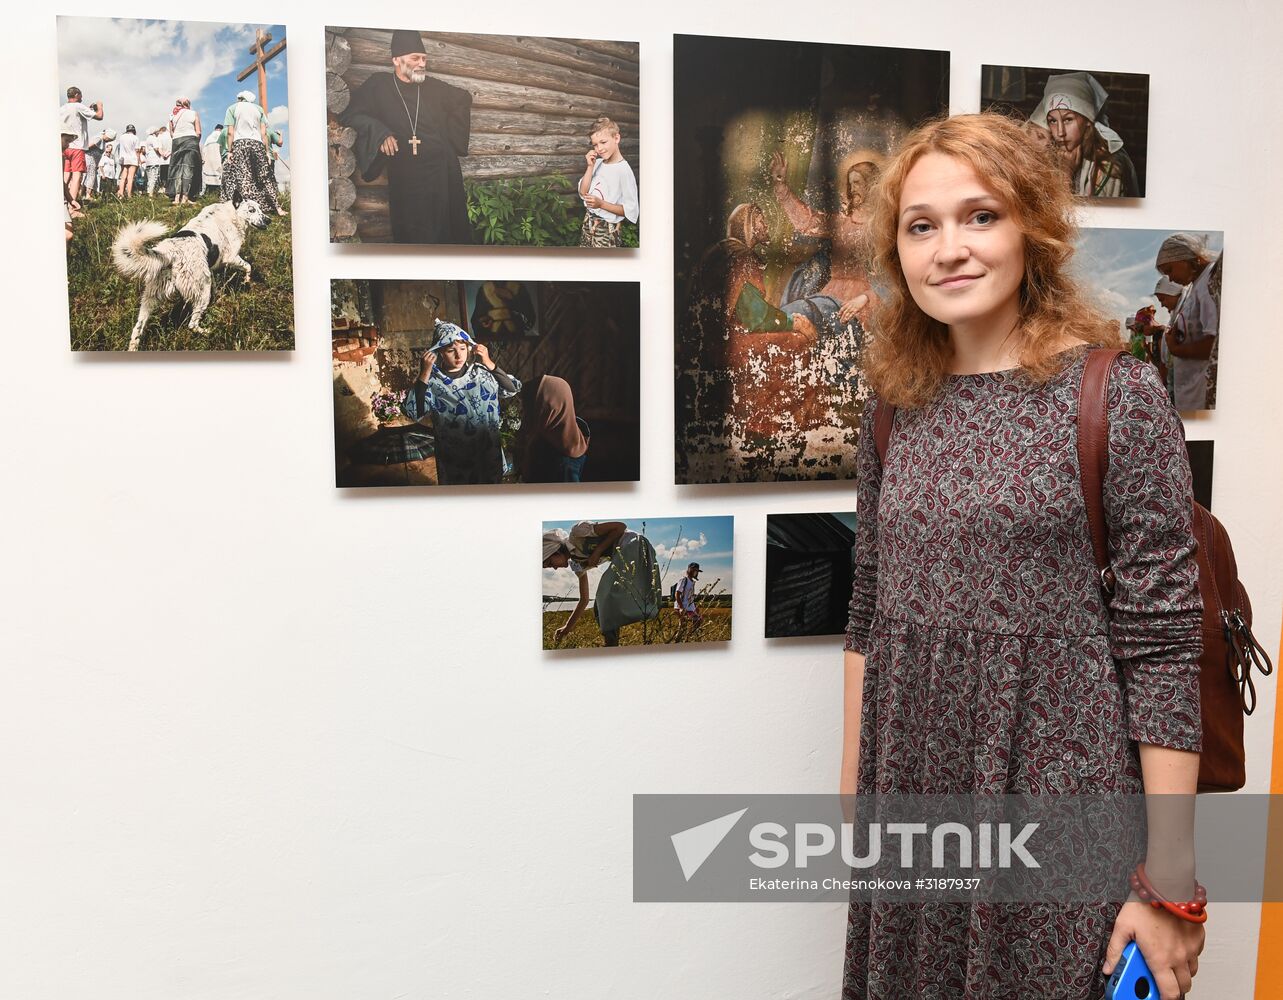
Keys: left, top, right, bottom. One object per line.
{"left": 673, "top": 34, "right": 948, "bottom": 484}
{"left": 541, "top": 516, "right": 733, "bottom": 649}
{"left": 331, "top": 278, "right": 640, "bottom": 487}
{"left": 982, "top": 65, "right": 1147, "bottom": 198}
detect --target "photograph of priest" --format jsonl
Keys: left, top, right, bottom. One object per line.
{"left": 340, "top": 29, "right": 473, "bottom": 244}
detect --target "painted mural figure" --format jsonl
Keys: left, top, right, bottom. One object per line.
{"left": 341, "top": 29, "right": 473, "bottom": 244}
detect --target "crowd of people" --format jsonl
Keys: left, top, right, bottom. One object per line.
{"left": 58, "top": 84, "right": 287, "bottom": 243}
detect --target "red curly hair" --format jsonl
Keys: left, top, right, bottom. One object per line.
{"left": 863, "top": 112, "right": 1120, "bottom": 408}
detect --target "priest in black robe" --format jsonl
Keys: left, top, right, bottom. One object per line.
{"left": 341, "top": 29, "right": 473, "bottom": 244}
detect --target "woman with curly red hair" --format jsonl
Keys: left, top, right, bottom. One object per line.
{"left": 841, "top": 113, "right": 1204, "bottom": 1000}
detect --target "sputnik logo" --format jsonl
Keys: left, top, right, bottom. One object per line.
{"left": 670, "top": 808, "right": 748, "bottom": 881}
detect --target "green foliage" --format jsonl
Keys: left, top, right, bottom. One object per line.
{"left": 465, "top": 174, "right": 639, "bottom": 248}
{"left": 465, "top": 174, "right": 581, "bottom": 247}
{"left": 66, "top": 191, "right": 294, "bottom": 352}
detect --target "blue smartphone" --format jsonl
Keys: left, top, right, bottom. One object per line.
{"left": 1105, "top": 942, "right": 1160, "bottom": 999}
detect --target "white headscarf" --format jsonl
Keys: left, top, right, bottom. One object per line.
{"left": 1039, "top": 72, "right": 1125, "bottom": 153}
{"left": 1154, "top": 277, "right": 1184, "bottom": 297}
{"left": 543, "top": 528, "right": 569, "bottom": 561}
{"left": 1156, "top": 233, "right": 1212, "bottom": 267}
{"left": 236, "top": 90, "right": 256, "bottom": 103}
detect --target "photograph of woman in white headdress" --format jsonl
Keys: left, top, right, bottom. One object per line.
{"left": 982, "top": 65, "right": 1147, "bottom": 199}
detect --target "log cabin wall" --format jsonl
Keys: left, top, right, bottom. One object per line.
{"left": 326, "top": 27, "right": 640, "bottom": 242}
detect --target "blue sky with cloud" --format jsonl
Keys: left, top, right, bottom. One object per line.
{"left": 1075, "top": 227, "right": 1224, "bottom": 326}
{"left": 543, "top": 516, "right": 735, "bottom": 604}
{"left": 56, "top": 17, "right": 289, "bottom": 182}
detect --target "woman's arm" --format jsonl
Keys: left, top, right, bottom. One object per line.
{"left": 1098, "top": 356, "right": 1205, "bottom": 1000}
{"left": 841, "top": 397, "right": 884, "bottom": 796}
{"left": 840, "top": 650, "right": 866, "bottom": 797}
{"left": 556, "top": 573, "right": 591, "bottom": 640}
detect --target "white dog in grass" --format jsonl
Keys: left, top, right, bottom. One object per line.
{"left": 111, "top": 197, "right": 270, "bottom": 350}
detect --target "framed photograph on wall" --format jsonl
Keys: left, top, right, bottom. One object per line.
{"left": 332, "top": 279, "right": 640, "bottom": 487}
{"left": 326, "top": 27, "right": 639, "bottom": 248}
{"left": 542, "top": 516, "right": 734, "bottom": 649}
{"left": 1076, "top": 228, "right": 1224, "bottom": 412}
{"left": 982, "top": 64, "right": 1149, "bottom": 199}
{"left": 765, "top": 512, "right": 856, "bottom": 638}
{"left": 673, "top": 34, "right": 947, "bottom": 484}
{"left": 58, "top": 16, "right": 294, "bottom": 351}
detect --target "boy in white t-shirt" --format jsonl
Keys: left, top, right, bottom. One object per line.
{"left": 576, "top": 116, "right": 639, "bottom": 248}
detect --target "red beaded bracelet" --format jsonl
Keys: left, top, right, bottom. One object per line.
{"left": 1129, "top": 862, "right": 1208, "bottom": 925}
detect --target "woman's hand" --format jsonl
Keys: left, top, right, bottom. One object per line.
{"left": 1103, "top": 900, "right": 1204, "bottom": 1000}
{"left": 553, "top": 624, "right": 570, "bottom": 644}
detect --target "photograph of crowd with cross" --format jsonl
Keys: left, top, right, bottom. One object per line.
{"left": 58, "top": 17, "right": 293, "bottom": 352}
{"left": 541, "top": 516, "right": 733, "bottom": 650}
{"left": 325, "top": 26, "right": 639, "bottom": 247}
{"left": 332, "top": 279, "right": 640, "bottom": 487}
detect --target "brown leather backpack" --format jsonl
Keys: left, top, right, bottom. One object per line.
{"left": 872, "top": 348, "right": 1274, "bottom": 792}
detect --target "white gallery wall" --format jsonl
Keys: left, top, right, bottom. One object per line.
{"left": 5, "top": 1, "right": 1282, "bottom": 997}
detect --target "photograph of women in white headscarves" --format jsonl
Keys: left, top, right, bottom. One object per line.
{"left": 673, "top": 34, "right": 948, "bottom": 485}
{"left": 982, "top": 65, "right": 1147, "bottom": 199}
{"left": 1074, "top": 228, "right": 1224, "bottom": 411}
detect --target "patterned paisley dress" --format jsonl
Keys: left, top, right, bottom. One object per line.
{"left": 842, "top": 348, "right": 1203, "bottom": 999}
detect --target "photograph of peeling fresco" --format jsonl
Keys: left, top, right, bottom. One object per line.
{"left": 673, "top": 34, "right": 947, "bottom": 484}
{"left": 765, "top": 511, "right": 855, "bottom": 638}
{"left": 332, "top": 279, "right": 639, "bottom": 487}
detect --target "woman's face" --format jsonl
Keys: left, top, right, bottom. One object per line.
{"left": 1046, "top": 109, "right": 1089, "bottom": 161}
{"left": 544, "top": 551, "right": 570, "bottom": 570}
{"left": 1158, "top": 259, "right": 1200, "bottom": 286}
{"left": 439, "top": 340, "right": 470, "bottom": 371}
{"left": 896, "top": 152, "right": 1026, "bottom": 332}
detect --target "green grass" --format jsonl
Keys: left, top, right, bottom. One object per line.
{"left": 66, "top": 191, "right": 294, "bottom": 352}
{"left": 542, "top": 606, "right": 733, "bottom": 649}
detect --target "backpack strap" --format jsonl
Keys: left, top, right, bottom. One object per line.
{"left": 873, "top": 398, "right": 896, "bottom": 469}
{"left": 1078, "top": 348, "right": 1128, "bottom": 595}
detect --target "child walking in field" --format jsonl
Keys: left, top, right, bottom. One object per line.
{"left": 402, "top": 320, "right": 521, "bottom": 485}
{"left": 577, "top": 116, "right": 639, "bottom": 247}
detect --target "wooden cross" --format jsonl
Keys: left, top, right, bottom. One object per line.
{"left": 408, "top": 134, "right": 421, "bottom": 156}
{"left": 236, "top": 28, "right": 287, "bottom": 111}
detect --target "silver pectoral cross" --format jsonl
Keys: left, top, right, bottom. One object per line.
{"left": 408, "top": 134, "right": 420, "bottom": 156}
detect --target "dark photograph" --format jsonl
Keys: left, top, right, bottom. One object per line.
{"left": 332, "top": 279, "right": 639, "bottom": 487}
{"left": 765, "top": 512, "right": 855, "bottom": 638}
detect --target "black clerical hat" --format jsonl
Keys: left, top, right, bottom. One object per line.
{"left": 390, "top": 30, "right": 427, "bottom": 58}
